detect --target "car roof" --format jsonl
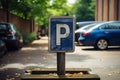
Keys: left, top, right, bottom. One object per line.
{"left": 76, "top": 21, "right": 120, "bottom": 31}
{"left": 88, "top": 21, "right": 120, "bottom": 31}
{"left": 85, "top": 22, "right": 108, "bottom": 31}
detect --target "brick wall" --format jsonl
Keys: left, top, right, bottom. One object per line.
{"left": 0, "top": 9, "right": 38, "bottom": 35}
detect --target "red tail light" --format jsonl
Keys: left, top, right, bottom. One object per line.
{"left": 82, "top": 32, "right": 89, "bottom": 36}
{"left": 6, "top": 31, "right": 15, "bottom": 36}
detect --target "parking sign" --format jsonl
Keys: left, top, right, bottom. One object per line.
{"left": 49, "top": 16, "right": 75, "bottom": 52}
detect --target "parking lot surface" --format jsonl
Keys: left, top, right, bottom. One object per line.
{"left": 0, "top": 37, "right": 120, "bottom": 80}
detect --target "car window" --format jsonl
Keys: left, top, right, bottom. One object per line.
{"left": 100, "top": 23, "right": 120, "bottom": 30}
{"left": 0, "top": 24, "right": 7, "bottom": 30}
{"left": 108, "top": 23, "right": 120, "bottom": 29}
{"left": 0, "top": 24, "right": 11, "bottom": 30}
{"left": 100, "top": 24, "right": 109, "bottom": 29}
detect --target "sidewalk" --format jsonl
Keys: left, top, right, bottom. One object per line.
{"left": 0, "top": 36, "right": 54, "bottom": 80}
{"left": 24, "top": 36, "right": 48, "bottom": 50}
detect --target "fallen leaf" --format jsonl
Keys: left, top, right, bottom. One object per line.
{"left": 108, "top": 73, "right": 112, "bottom": 76}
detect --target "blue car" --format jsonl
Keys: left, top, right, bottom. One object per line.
{"left": 75, "top": 23, "right": 101, "bottom": 42}
{"left": 78, "top": 21, "right": 120, "bottom": 50}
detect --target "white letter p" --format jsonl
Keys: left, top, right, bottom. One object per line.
{"left": 56, "top": 24, "right": 70, "bottom": 45}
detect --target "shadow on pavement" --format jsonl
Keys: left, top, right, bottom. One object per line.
{"left": 81, "top": 46, "right": 120, "bottom": 51}
{"left": 0, "top": 37, "right": 54, "bottom": 80}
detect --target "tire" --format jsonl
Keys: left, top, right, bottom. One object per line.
{"left": 94, "top": 38, "right": 108, "bottom": 50}
{"left": 1, "top": 47, "right": 7, "bottom": 55}
{"left": 0, "top": 43, "right": 7, "bottom": 57}
{"left": 15, "top": 41, "right": 22, "bottom": 50}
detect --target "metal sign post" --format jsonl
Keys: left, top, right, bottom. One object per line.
{"left": 49, "top": 16, "right": 74, "bottom": 76}
{"left": 57, "top": 52, "right": 65, "bottom": 75}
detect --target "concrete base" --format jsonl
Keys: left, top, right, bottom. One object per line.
{"left": 21, "top": 68, "right": 100, "bottom": 80}
{"left": 31, "top": 68, "right": 91, "bottom": 74}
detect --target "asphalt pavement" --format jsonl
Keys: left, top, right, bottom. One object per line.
{"left": 0, "top": 36, "right": 120, "bottom": 80}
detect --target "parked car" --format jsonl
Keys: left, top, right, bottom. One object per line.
{"left": 78, "top": 21, "right": 120, "bottom": 50}
{"left": 0, "top": 22, "right": 23, "bottom": 50}
{"left": 76, "top": 21, "right": 100, "bottom": 30}
{"left": 0, "top": 40, "right": 7, "bottom": 57}
{"left": 75, "top": 23, "right": 102, "bottom": 42}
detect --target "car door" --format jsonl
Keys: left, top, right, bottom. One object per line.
{"left": 106, "top": 23, "right": 120, "bottom": 45}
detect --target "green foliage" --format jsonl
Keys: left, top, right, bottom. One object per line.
{"left": 0, "top": 0, "right": 50, "bottom": 24}
{"left": 0, "top": 0, "right": 96, "bottom": 26}
{"left": 23, "top": 32, "right": 36, "bottom": 44}
{"left": 49, "top": 0, "right": 69, "bottom": 16}
{"left": 0, "top": 0, "right": 73, "bottom": 26}
{"left": 72, "top": 0, "right": 96, "bottom": 21}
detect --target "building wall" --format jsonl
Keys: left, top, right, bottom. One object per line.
{"left": 0, "top": 9, "right": 38, "bottom": 35}
{"left": 118, "top": 0, "right": 120, "bottom": 20}
{"left": 96, "top": 0, "right": 120, "bottom": 21}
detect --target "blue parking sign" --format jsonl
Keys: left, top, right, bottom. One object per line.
{"left": 49, "top": 16, "right": 75, "bottom": 52}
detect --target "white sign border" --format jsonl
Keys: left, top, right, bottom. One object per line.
{"left": 48, "top": 16, "right": 75, "bottom": 53}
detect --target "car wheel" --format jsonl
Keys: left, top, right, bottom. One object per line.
{"left": 0, "top": 44, "right": 7, "bottom": 57}
{"left": 3, "top": 45, "right": 7, "bottom": 54}
{"left": 15, "top": 41, "right": 22, "bottom": 50}
{"left": 94, "top": 38, "right": 108, "bottom": 50}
